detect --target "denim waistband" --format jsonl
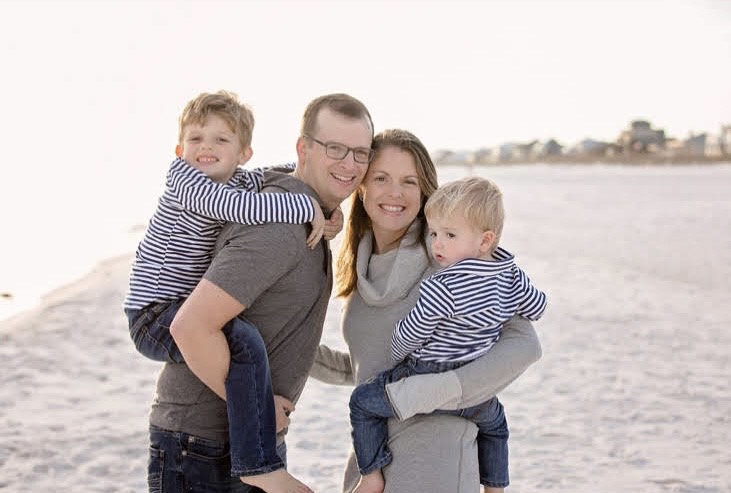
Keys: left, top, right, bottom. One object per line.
{"left": 406, "top": 355, "right": 467, "bottom": 373}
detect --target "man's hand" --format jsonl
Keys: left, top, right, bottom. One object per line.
{"left": 273, "top": 395, "right": 295, "bottom": 432}
{"left": 323, "top": 206, "right": 344, "bottom": 241}
{"left": 306, "top": 198, "right": 326, "bottom": 249}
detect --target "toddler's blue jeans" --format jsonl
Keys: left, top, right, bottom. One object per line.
{"left": 349, "top": 356, "right": 510, "bottom": 488}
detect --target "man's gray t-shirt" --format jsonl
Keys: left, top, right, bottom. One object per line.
{"left": 149, "top": 172, "right": 333, "bottom": 444}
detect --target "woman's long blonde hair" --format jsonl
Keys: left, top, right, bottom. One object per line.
{"left": 335, "top": 129, "right": 438, "bottom": 298}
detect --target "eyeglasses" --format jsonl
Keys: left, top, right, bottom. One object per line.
{"left": 303, "top": 134, "right": 374, "bottom": 164}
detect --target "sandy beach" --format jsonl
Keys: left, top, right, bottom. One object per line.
{"left": 1, "top": 164, "right": 729, "bottom": 493}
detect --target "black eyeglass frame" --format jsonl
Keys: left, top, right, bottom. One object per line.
{"left": 303, "top": 134, "right": 374, "bottom": 164}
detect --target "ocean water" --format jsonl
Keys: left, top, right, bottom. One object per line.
{"left": 2, "top": 162, "right": 729, "bottom": 322}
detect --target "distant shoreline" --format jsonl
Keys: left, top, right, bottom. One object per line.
{"left": 437, "top": 156, "right": 731, "bottom": 166}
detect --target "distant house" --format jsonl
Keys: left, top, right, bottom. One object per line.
{"left": 572, "top": 138, "right": 612, "bottom": 156}
{"left": 720, "top": 125, "right": 731, "bottom": 156}
{"left": 498, "top": 143, "right": 516, "bottom": 162}
{"left": 541, "top": 139, "right": 564, "bottom": 157}
{"left": 514, "top": 140, "right": 538, "bottom": 160}
{"left": 432, "top": 149, "right": 455, "bottom": 165}
{"left": 664, "top": 137, "right": 685, "bottom": 157}
{"left": 496, "top": 140, "right": 539, "bottom": 162}
{"left": 685, "top": 133, "right": 707, "bottom": 156}
{"left": 432, "top": 149, "right": 471, "bottom": 165}
{"left": 618, "top": 120, "right": 666, "bottom": 153}
{"left": 470, "top": 147, "right": 494, "bottom": 164}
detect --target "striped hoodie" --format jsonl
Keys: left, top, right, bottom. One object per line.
{"left": 124, "top": 158, "right": 314, "bottom": 310}
{"left": 391, "top": 247, "right": 547, "bottom": 363}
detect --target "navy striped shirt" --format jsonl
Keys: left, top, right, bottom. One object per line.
{"left": 391, "top": 247, "right": 547, "bottom": 363}
{"left": 124, "top": 158, "right": 315, "bottom": 310}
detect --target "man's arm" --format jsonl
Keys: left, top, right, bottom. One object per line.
{"left": 170, "top": 278, "right": 245, "bottom": 400}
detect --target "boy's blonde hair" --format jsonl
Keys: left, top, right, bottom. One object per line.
{"left": 424, "top": 177, "right": 505, "bottom": 250}
{"left": 178, "top": 90, "right": 255, "bottom": 150}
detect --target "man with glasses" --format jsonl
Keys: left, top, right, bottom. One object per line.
{"left": 148, "top": 93, "right": 374, "bottom": 492}
{"left": 303, "top": 134, "right": 374, "bottom": 165}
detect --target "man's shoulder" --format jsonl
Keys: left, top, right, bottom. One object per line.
{"left": 261, "top": 170, "right": 315, "bottom": 197}
{"left": 213, "top": 170, "right": 315, "bottom": 256}
{"left": 218, "top": 214, "right": 307, "bottom": 248}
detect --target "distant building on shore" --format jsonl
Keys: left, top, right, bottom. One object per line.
{"left": 720, "top": 125, "right": 731, "bottom": 156}
{"left": 617, "top": 120, "right": 666, "bottom": 153}
{"left": 432, "top": 119, "right": 730, "bottom": 166}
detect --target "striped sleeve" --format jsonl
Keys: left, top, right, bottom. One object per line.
{"left": 167, "top": 158, "right": 315, "bottom": 225}
{"left": 238, "top": 167, "right": 265, "bottom": 192}
{"left": 391, "top": 277, "right": 455, "bottom": 362}
{"left": 514, "top": 268, "right": 547, "bottom": 321}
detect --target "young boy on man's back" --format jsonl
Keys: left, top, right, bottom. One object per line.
{"left": 124, "top": 90, "right": 335, "bottom": 493}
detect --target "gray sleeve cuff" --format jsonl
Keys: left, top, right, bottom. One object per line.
{"left": 385, "top": 370, "right": 463, "bottom": 420}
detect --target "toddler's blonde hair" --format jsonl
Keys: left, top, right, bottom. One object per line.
{"left": 424, "top": 177, "right": 504, "bottom": 252}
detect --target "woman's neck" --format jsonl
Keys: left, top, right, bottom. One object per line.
{"left": 371, "top": 226, "right": 409, "bottom": 255}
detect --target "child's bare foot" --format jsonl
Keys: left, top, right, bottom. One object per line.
{"left": 353, "top": 470, "right": 385, "bottom": 493}
{"left": 240, "top": 469, "right": 313, "bottom": 493}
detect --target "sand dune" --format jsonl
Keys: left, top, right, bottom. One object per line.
{"left": 1, "top": 164, "right": 729, "bottom": 492}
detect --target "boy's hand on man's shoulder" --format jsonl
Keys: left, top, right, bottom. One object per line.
{"left": 323, "top": 206, "right": 344, "bottom": 242}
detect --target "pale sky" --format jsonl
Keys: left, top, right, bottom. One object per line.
{"left": 0, "top": 0, "right": 729, "bottom": 305}
{"left": 0, "top": 0, "right": 730, "bottom": 218}
{"left": 2, "top": 0, "right": 729, "bottom": 162}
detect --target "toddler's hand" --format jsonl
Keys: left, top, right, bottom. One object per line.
{"left": 273, "top": 395, "right": 295, "bottom": 432}
{"left": 323, "top": 206, "right": 344, "bottom": 241}
{"left": 306, "top": 197, "right": 326, "bottom": 249}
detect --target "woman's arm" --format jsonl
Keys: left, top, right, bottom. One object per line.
{"left": 385, "top": 315, "right": 541, "bottom": 420}
{"left": 308, "top": 344, "right": 354, "bottom": 386}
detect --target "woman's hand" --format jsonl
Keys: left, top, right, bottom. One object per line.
{"left": 273, "top": 394, "right": 295, "bottom": 432}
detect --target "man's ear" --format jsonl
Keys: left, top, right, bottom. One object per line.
{"left": 480, "top": 230, "right": 496, "bottom": 254}
{"left": 175, "top": 144, "right": 183, "bottom": 157}
{"left": 295, "top": 136, "right": 307, "bottom": 165}
{"left": 240, "top": 146, "right": 254, "bottom": 165}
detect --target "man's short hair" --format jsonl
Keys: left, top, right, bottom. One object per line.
{"left": 300, "top": 93, "right": 373, "bottom": 139}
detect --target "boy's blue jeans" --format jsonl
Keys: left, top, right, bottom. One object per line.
{"left": 148, "top": 425, "right": 288, "bottom": 492}
{"left": 127, "top": 300, "right": 283, "bottom": 477}
{"left": 349, "top": 357, "right": 510, "bottom": 488}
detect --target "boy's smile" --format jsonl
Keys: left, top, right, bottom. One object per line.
{"left": 176, "top": 114, "right": 252, "bottom": 183}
